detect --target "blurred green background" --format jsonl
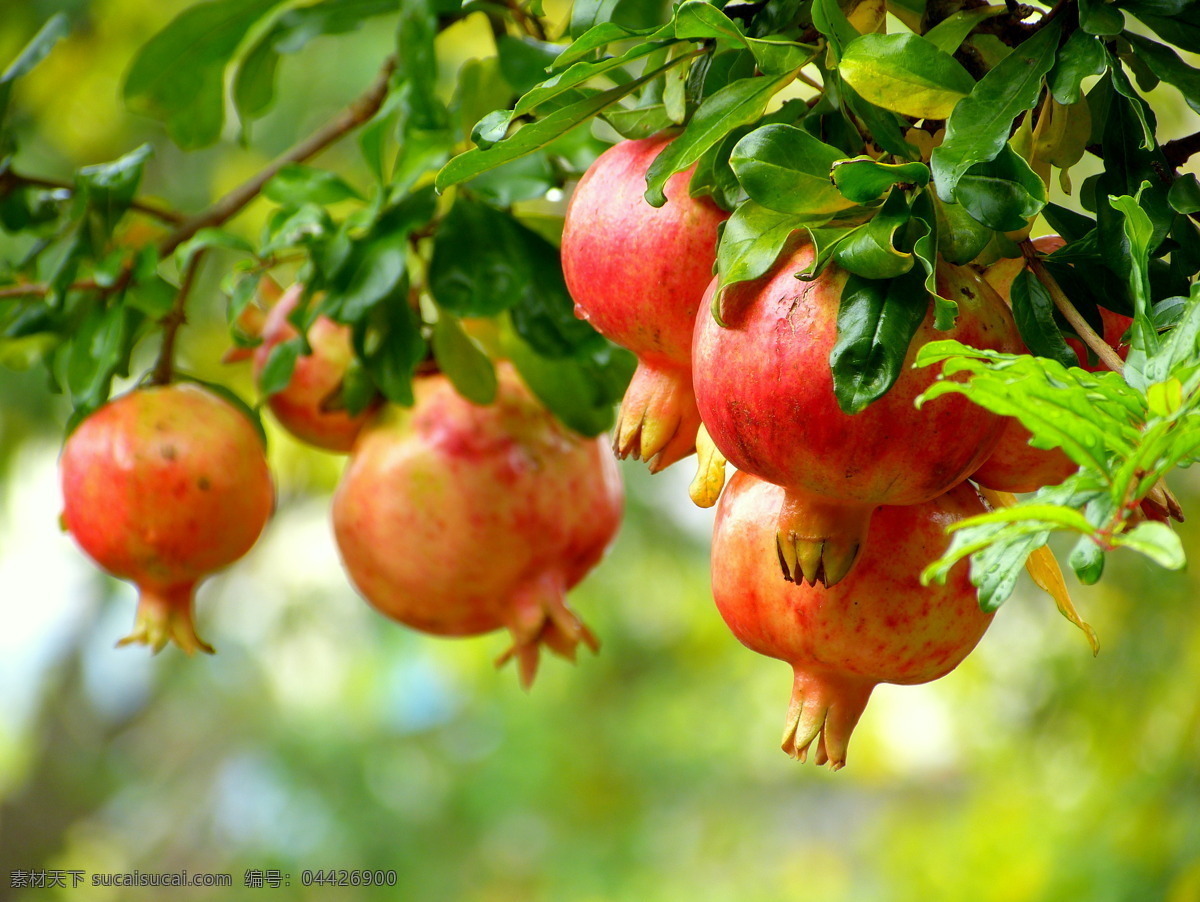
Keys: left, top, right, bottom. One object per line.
{"left": 1, "top": 1, "right": 1199, "bottom": 899}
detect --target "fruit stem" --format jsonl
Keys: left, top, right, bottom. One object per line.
{"left": 150, "top": 253, "right": 203, "bottom": 386}
{"left": 1019, "top": 240, "right": 1126, "bottom": 375}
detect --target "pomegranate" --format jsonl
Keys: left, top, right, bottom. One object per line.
{"left": 561, "top": 134, "right": 728, "bottom": 471}
{"left": 711, "top": 472, "right": 993, "bottom": 768}
{"left": 60, "top": 383, "right": 274, "bottom": 653}
{"left": 252, "top": 283, "right": 379, "bottom": 453}
{"left": 973, "top": 237, "right": 1130, "bottom": 492}
{"left": 332, "top": 364, "right": 622, "bottom": 688}
{"left": 693, "top": 238, "right": 1020, "bottom": 587}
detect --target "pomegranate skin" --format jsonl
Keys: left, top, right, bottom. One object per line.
{"left": 253, "top": 284, "right": 378, "bottom": 453}
{"left": 711, "top": 472, "right": 993, "bottom": 769}
{"left": 561, "top": 135, "right": 728, "bottom": 471}
{"left": 332, "top": 364, "right": 622, "bottom": 688}
{"left": 693, "top": 239, "right": 1020, "bottom": 586}
{"left": 60, "top": 383, "right": 274, "bottom": 653}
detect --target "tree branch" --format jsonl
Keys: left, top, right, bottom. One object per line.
{"left": 1163, "top": 130, "right": 1200, "bottom": 168}
{"left": 157, "top": 55, "right": 399, "bottom": 258}
{"left": 150, "top": 252, "right": 204, "bottom": 386}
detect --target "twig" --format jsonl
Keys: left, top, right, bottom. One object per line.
{"left": 505, "top": 0, "right": 547, "bottom": 40}
{"left": 0, "top": 170, "right": 184, "bottom": 225}
{"left": 1163, "top": 130, "right": 1200, "bottom": 168}
{"left": 157, "top": 55, "right": 399, "bottom": 258}
{"left": 1020, "top": 241, "right": 1127, "bottom": 374}
{"left": 149, "top": 253, "right": 203, "bottom": 386}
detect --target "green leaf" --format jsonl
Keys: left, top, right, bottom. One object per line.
{"left": 354, "top": 287, "right": 426, "bottom": 407}
{"left": 714, "top": 201, "right": 812, "bottom": 306}
{"left": 1108, "top": 187, "right": 1159, "bottom": 385}
{"left": 514, "top": 40, "right": 674, "bottom": 121}
{"left": 644, "top": 70, "right": 800, "bottom": 207}
{"left": 1112, "top": 521, "right": 1186, "bottom": 568}
{"left": 602, "top": 103, "right": 676, "bottom": 139}
{"left": 1106, "top": 52, "right": 1157, "bottom": 150}
{"left": 931, "top": 22, "right": 1062, "bottom": 201}
{"left": 923, "top": 7, "right": 1006, "bottom": 54}
{"left": 1079, "top": 0, "right": 1125, "bottom": 35}
{"left": 832, "top": 157, "right": 929, "bottom": 204}
{"left": 496, "top": 34, "right": 561, "bottom": 94}
{"left": 811, "top": 0, "right": 859, "bottom": 60}
{"left": 1069, "top": 534, "right": 1106, "bottom": 584}
{"left": 437, "top": 56, "right": 681, "bottom": 191}
{"left": 1048, "top": 29, "right": 1106, "bottom": 104}
{"left": 553, "top": 21, "right": 656, "bottom": 68}
{"left": 1122, "top": 1, "right": 1200, "bottom": 53}
{"left": 840, "top": 34, "right": 974, "bottom": 120}
{"left": 1010, "top": 269, "right": 1077, "bottom": 366}
{"left": 263, "top": 164, "right": 362, "bottom": 207}
{"left": 672, "top": 1, "right": 814, "bottom": 75}
{"left": 0, "top": 13, "right": 70, "bottom": 133}
{"left": 506, "top": 221, "right": 599, "bottom": 358}
{"left": 953, "top": 145, "right": 1048, "bottom": 232}
{"left": 259, "top": 336, "right": 303, "bottom": 396}
{"left": 833, "top": 189, "right": 914, "bottom": 279}
{"left": 1168, "top": 173, "right": 1200, "bottom": 214}
{"left": 933, "top": 194, "right": 993, "bottom": 264}
{"left": 1124, "top": 33, "right": 1200, "bottom": 114}
{"left": 123, "top": 0, "right": 282, "bottom": 149}
{"left": 75, "top": 144, "right": 154, "bottom": 238}
{"left": 431, "top": 314, "right": 497, "bottom": 405}
{"left": 830, "top": 268, "right": 929, "bottom": 414}
{"left": 430, "top": 198, "right": 529, "bottom": 317}
{"left": 728, "top": 123, "right": 855, "bottom": 216}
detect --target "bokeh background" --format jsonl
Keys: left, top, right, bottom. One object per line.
{"left": 1, "top": 1, "right": 1199, "bottom": 899}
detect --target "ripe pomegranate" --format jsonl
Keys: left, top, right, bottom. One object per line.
{"left": 693, "top": 238, "right": 1020, "bottom": 587}
{"left": 252, "top": 283, "right": 379, "bottom": 453}
{"left": 332, "top": 364, "right": 622, "bottom": 688}
{"left": 60, "top": 383, "right": 274, "bottom": 653}
{"left": 561, "top": 134, "right": 728, "bottom": 472}
{"left": 711, "top": 472, "right": 993, "bottom": 769}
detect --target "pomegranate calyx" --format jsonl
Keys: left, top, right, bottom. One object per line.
{"left": 776, "top": 493, "right": 873, "bottom": 587}
{"left": 494, "top": 572, "right": 599, "bottom": 690}
{"left": 782, "top": 668, "right": 873, "bottom": 770}
{"left": 117, "top": 583, "right": 214, "bottom": 655}
{"left": 612, "top": 361, "right": 702, "bottom": 473}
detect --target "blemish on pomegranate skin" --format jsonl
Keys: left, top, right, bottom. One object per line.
{"left": 161, "top": 445, "right": 177, "bottom": 461}
{"left": 197, "top": 477, "right": 211, "bottom": 491}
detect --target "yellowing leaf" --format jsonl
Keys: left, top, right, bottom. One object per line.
{"left": 840, "top": 34, "right": 974, "bottom": 120}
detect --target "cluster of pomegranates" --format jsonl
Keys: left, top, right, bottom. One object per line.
{"left": 60, "top": 285, "right": 622, "bottom": 688}
{"left": 558, "top": 135, "right": 1129, "bottom": 768}
{"left": 56, "top": 131, "right": 1128, "bottom": 769}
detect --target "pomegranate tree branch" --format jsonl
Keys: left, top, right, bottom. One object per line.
{"left": 157, "top": 55, "right": 398, "bottom": 258}
{"left": 1020, "top": 241, "right": 1126, "bottom": 375}
{"left": 150, "top": 252, "right": 204, "bottom": 386}
{"left": 1163, "top": 130, "right": 1200, "bottom": 168}
{"left": 0, "top": 170, "right": 184, "bottom": 225}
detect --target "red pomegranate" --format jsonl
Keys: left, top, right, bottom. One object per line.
{"left": 332, "top": 364, "right": 622, "bottom": 688}
{"left": 973, "top": 237, "right": 1130, "bottom": 492}
{"left": 693, "top": 238, "right": 1020, "bottom": 586}
{"left": 561, "top": 134, "right": 728, "bottom": 471}
{"left": 252, "top": 283, "right": 379, "bottom": 453}
{"left": 60, "top": 383, "right": 274, "bottom": 653}
{"left": 711, "top": 472, "right": 993, "bottom": 769}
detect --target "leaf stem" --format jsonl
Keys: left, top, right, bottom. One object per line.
{"left": 1020, "top": 240, "right": 1126, "bottom": 375}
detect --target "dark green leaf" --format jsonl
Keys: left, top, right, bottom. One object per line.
{"left": 173, "top": 227, "right": 254, "bottom": 271}
{"left": 496, "top": 34, "right": 561, "bottom": 94}
{"left": 832, "top": 157, "right": 930, "bottom": 203}
{"left": 933, "top": 194, "right": 993, "bottom": 264}
{"left": 430, "top": 198, "right": 529, "bottom": 317}
{"left": 810, "top": 0, "right": 859, "bottom": 60}
{"left": 0, "top": 13, "right": 70, "bottom": 133}
{"left": 1125, "top": 33, "right": 1200, "bottom": 114}
{"left": 355, "top": 287, "right": 425, "bottom": 406}
{"left": 75, "top": 144, "right": 153, "bottom": 238}
{"left": 570, "top": 0, "right": 623, "bottom": 39}
{"left": 1069, "top": 535, "right": 1106, "bottom": 583}
{"left": 553, "top": 21, "right": 655, "bottom": 68}
{"left": 714, "top": 200, "right": 811, "bottom": 306}
{"left": 1041, "top": 202, "right": 1095, "bottom": 241}
{"left": 833, "top": 189, "right": 914, "bottom": 279}
{"left": 644, "top": 70, "right": 800, "bottom": 207}
{"left": 830, "top": 268, "right": 929, "bottom": 414}
{"left": 728, "top": 123, "right": 855, "bottom": 215}
{"left": 1169, "top": 173, "right": 1200, "bottom": 214}
{"left": 1122, "top": 1, "right": 1200, "bottom": 53}
{"left": 1079, "top": 0, "right": 1125, "bottom": 35}
{"left": 840, "top": 34, "right": 974, "bottom": 120}
{"left": 602, "top": 103, "right": 676, "bottom": 139}
{"left": 924, "top": 7, "right": 1005, "bottom": 54}
{"left": 1048, "top": 29, "right": 1106, "bottom": 104}
{"left": 431, "top": 314, "right": 497, "bottom": 405}
{"left": 1106, "top": 51, "right": 1157, "bottom": 149}
{"left": 1010, "top": 269, "right": 1076, "bottom": 366}
{"left": 123, "top": 0, "right": 281, "bottom": 149}
{"left": 931, "top": 22, "right": 1062, "bottom": 201}
{"left": 953, "top": 145, "right": 1048, "bottom": 232}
